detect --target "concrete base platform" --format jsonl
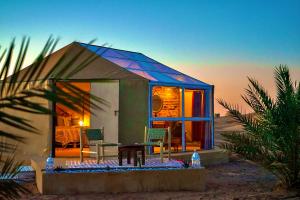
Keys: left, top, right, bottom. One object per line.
{"left": 31, "top": 159, "right": 206, "bottom": 194}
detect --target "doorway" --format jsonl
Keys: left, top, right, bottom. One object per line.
{"left": 55, "top": 82, "right": 91, "bottom": 157}
{"left": 53, "top": 80, "right": 120, "bottom": 157}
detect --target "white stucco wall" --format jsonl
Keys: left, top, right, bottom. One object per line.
{"left": 0, "top": 81, "right": 51, "bottom": 164}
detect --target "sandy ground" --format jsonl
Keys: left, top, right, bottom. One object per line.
{"left": 19, "top": 155, "right": 299, "bottom": 200}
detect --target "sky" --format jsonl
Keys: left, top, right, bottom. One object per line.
{"left": 1, "top": 0, "right": 299, "bottom": 115}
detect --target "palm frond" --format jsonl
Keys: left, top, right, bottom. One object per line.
{"left": 7, "top": 37, "right": 30, "bottom": 95}
{"left": 0, "top": 37, "right": 108, "bottom": 146}
{"left": 0, "top": 37, "right": 112, "bottom": 199}
{"left": 243, "top": 77, "right": 273, "bottom": 112}
{"left": 0, "top": 39, "right": 14, "bottom": 97}
{"left": 275, "top": 65, "right": 294, "bottom": 104}
{"left": 217, "top": 99, "right": 261, "bottom": 134}
{"left": 218, "top": 65, "right": 300, "bottom": 188}
{"left": 0, "top": 151, "right": 30, "bottom": 199}
{"left": 220, "top": 131, "right": 261, "bottom": 160}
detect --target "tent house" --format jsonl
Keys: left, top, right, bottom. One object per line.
{"left": 5, "top": 42, "right": 214, "bottom": 160}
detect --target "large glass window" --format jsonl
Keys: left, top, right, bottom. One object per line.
{"left": 185, "top": 121, "right": 212, "bottom": 151}
{"left": 184, "top": 89, "right": 206, "bottom": 118}
{"left": 152, "top": 86, "right": 182, "bottom": 118}
{"left": 152, "top": 121, "right": 182, "bottom": 153}
{"left": 150, "top": 86, "right": 213, "bottom": 152}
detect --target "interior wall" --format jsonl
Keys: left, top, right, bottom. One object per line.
{"left": 56, "top": 82, "right": 91, "bottom": 127}
{"left": 152, "top": 86, "right": 181, "bottom": 118}
{"left": 119, "top": 79, "right": 148, "bottom": 145}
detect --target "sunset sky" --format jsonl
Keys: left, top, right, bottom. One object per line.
{"left": 1, "top": 0, "right": 299, "bottom": 115}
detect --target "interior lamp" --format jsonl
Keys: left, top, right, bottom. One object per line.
{"left": 79, "top": 120, "right": 84, "bottom": 127}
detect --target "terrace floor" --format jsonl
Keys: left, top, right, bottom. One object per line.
{"left": 58, "top": 157, "right": 183, "bottom": 169}
{"left": 53, "top": 148, "right": 228, "bottom": 167}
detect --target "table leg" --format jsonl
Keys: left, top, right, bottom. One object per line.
{"left": 160, "top": 142, "right": 163, "bottom": 163}
{"left": 100, "top": 140, "right": 104, "bottom": 161}
{"left": 133, "top": 150, "right": 137, "bottom": 166}
{"left": 118, "top": 150, "right": 123, "bottom": 166}
{"left": 96, "top": 143, "right": 100, "bottom": 164}
{"left": 141, "top": 149, "right": 145, "bottom": 165}
{"left": 127, "top": 151, "right": 131, "bottom": 164}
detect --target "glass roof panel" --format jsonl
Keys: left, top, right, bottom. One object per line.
{"left": 167, "top": 74, "right": 204, "bottom": 84}
{"left": 151, "top": 63, "right": 181, "bottom": 74}
{"left": 128, "top": 69, "right": 158, "bottom": 81}
{"left": 148, "top": 71, "right": 180, "bottom": 83}
{"left": 104, "top": 57, "right": 143, "bottom": 70}
{"left": 134, "top": 61, "right": 157, "bottom": 71}
{"left": 101, "top": 49, "right": 128, "bottom": 59}
{"left": 116, "top": 51, "right": 157, "bottom": 63}
{"left": 79, "top": 43, "right": 210, "bottom": 86}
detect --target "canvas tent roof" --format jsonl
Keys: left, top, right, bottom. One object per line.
{"left": 79, "top": 43, "right": 210, "bottom": 87}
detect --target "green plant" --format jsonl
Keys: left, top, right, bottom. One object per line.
{"left": 0, "top": 37, "right": 107, "bottom": 198}
{"left": 0, "top": 151, "right": 29, "bottom": 199}
{"left": 218, "top": 65, "right": 300, "bottom": 188}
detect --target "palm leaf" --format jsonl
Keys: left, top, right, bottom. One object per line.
{"left": 220, "top": 131, "right": 262, "bottom": 160}
{"left": 217, "top": 99, "right": 261, "bottom": 134}
{"left": 0, "top": 151, "right": 30, "bottom": 199}
{"left": 241, "top": 77, "right": 273, "bottom": 114}
{"left": 0, "top": 37, "right": 110, "bottom": 198}
{"left": 0, "top": 37, "right": 108, "bottom": 146}
{"left": 218, "top": 65, "right": 300, "bottom": 188}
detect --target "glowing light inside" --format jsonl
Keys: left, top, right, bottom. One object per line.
{"left": 79, "top": 120, "right": 84, "bottom": 127}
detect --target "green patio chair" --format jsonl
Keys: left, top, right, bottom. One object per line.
{"left": 79, "top": 127, "right": 119, "bottom": 163}
{"left": 143, "top": 126, "right": 171, "bottom": 163}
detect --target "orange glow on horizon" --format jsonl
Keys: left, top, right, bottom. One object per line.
{"left": 174, "top": 64, "right": 300, "bottom": 116}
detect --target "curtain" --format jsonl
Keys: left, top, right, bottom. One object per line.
{"left": 192, "top": 92, "right": 204, "bottom": 148}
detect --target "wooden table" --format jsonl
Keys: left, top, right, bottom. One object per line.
{"left": 118, "top": 144, "right": 145, "bottom": 166}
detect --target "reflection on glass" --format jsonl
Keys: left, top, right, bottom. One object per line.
{"left": 129, "top": 69, "right": 157, "bottom": 81}
{"left": 185, "top": 121, "right": 212, "bottom": 151}
{"left": 152, "top": 121, "right": 182, "bottom": 153}
{"left": 184, "top": 89, "right": 206, "bottom": 118}
{"left": 152, "top": 86, "right": 182, "bottom": 117}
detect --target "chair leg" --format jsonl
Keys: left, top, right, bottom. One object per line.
{"left": 96, "top": 143, "right": 100, "bottom": 164}
{"left": 142, "top": 148, "right": 145, "bottom": 165}
{"left": 167, "top": 144, "right": 170, "bottom": 161}
{"left": 100, "top": 140, "right": 104, "bottom": 162}
{"left": 160, "top": 142, "right": 163, "bottom": 163}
